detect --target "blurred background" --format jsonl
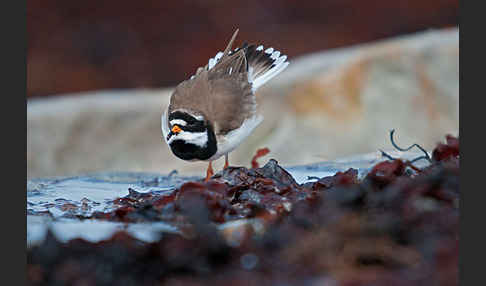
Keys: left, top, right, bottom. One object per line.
{"left": 27, "top": 0, "right": 459, "bottom": 179}
{"left": 28, "top": 0, "right": 458, "bottom": 97}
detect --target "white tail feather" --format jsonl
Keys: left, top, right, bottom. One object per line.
{"left": 251, "top": 51, "right": 289, "bottom": 92}
{"left": 190, "top": 44, "right": 289, "bottom": 92}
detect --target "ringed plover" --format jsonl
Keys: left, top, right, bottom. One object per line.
{"left": 161, "top": 29, "right": 289, "bottom": 181}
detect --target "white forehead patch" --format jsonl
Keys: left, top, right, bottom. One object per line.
{"left": 168, "top": 130, "right": 208, "bottom": 147}
{"left": 193, "top": 114, "right": 204, "bottom": 121}
{"left": 169, "top": 119, "right": 187, "bottom": 126}
{"left": 172, "top": 109, "right": 205, "bottom": 122}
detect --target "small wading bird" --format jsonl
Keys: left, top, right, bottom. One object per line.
{"left": 161, "top": 29, "right": 289, "bottom": 181}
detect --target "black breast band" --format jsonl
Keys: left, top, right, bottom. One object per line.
{"left": 169, "top": 121, "right": 217, "bottom": 161}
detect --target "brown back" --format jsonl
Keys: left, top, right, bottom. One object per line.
{"left": 168, "top": 30, "right": 257, "bottom": 135}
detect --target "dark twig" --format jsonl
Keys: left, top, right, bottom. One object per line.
{"left": 378, "top": 130, "right": 433, "bottom": 174}
{"left": 380, "top": 148, "right": 422, "bottom": 173}
{"left": 379, "top": 149, "right": 396, "bottom": 161}
{"left": 168, "top": 170, "right": 178, "bottom": 178}
{"left": 404, "top": 161, "right": 422, "bottom": 173}
{"left": 307, "top": 176, "right": 321, "bottom": 181}
{"left": 409, "top": 156, "right": 432, "bottom": 164}
{"left": 389, "top": 129, "right": 432, "bottom": 163}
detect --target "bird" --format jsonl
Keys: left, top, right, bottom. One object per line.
{"left": 161, "top": 29, "right": 289, "bottom": 181}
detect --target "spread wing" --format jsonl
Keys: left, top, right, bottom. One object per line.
{"left": 168, "top": 53, "right": 257, "bottom": 136}
{"left": 189, "top": 29, "right": 289, "bottom": 92}
{"left": 169, "top": 29, "right": 288, "bottom": 136}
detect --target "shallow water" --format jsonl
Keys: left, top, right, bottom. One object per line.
{"left": 27, "top": 172, "right": 195, "bottom": 246}
{"left": 27, "top": 172, "right": 181, "bottom": 218}
{"left": 27, "top": 150, "right": 429, "bottom": 247}
{"left": 27, "top": 215, "right": 180, "bottom": 246}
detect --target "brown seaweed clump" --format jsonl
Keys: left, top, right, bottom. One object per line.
{"left": 27, "top": 135, "right": 459, "bottom": 286}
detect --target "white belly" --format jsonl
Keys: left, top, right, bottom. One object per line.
{"left": 207, "top": 114, "right": 263, "bottom": 161}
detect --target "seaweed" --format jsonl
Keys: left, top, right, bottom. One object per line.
{"left": 27, "top": 135, "right": 459, "bottom": 286}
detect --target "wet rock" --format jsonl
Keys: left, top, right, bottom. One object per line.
{"left": 314, "top": 168, "right": 359, "bottom": 190}
{"left": 432, "top": 134, "right": 459, "bottom": 162}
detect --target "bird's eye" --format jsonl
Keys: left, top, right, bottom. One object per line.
{"left": 185, "top": 117, "right": 197, "bottom": 125}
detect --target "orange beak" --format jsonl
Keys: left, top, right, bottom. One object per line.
{"left": 171, "top": 125, "right": 182, "bottom": 134}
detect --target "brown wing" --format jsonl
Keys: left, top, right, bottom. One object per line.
{"left": 168, "top": 60, "right": 257, "bottom": 136}
{"left": 208, "top": 75, "right": 256, "bottom": 134}
{"left": 168, "top": 29, "right": 243, "bottom": 118}
{"left": 169, "top": 31, "right": 257, "bottom": 136}
{"left": 168, "top": 71, "right": 211, "bottom": 119}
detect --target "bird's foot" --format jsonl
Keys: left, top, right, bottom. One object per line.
{"left": 223, "top": 154, "right": 229, "bottom": 169}
{"left": 204, "top": 161, "right": 214, "bottom": 182}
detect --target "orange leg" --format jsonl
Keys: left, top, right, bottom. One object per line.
{"left": 223, "top": 154, "right": 229, "bottom": 169}
{"left": 204, "top": 161, "right": 214, "bottom": 182}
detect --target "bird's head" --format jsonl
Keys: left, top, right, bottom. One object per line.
{"left": 164, "top": 110, "right": 217, "bottom": 161}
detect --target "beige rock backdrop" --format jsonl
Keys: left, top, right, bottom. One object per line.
{"left": 27, "top": 28, "right": 459, "bottom": 179}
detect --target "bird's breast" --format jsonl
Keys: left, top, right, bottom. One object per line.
{"left": 168, "top": 127, "right": 217, "bottom": 161}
